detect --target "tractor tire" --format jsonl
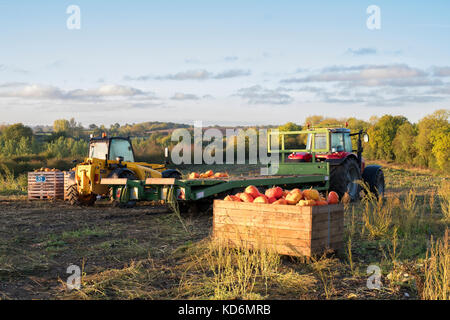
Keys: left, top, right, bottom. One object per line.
{"left": 66, "top": 184, "right": 96, "bottom": 206}
{"left": 329, "top": 158, "right": 362, "bottom": 202}
{"left": 109, "top": 171, "right": 138, "bottom": 208}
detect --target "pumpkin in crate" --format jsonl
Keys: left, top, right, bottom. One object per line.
{"left": 224, "top": 195, "right": 241, "bottom": 202}
{"left": 297, "top": 199, "right": 316, "bottom": 207}
{"left": 254, "top": 195, "right": 269, "bottom": 204}
{"left": 327, "top": 191, "right": 339, "bottom": 204}
{"left": 285, "top": 191, "right": 302, "bottom": 205}
{"left": 303, "top": 188, "right": 319, "bottom": 201}
{"left": 244, "top": 185, "right": 261, "bottom": 198}
{"left": 265, "top": 187, "right": 283, "bottom": 200}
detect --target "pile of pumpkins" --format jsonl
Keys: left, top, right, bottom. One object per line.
{"left": 223, "top": 185, "right": 340, "bottom": 206}
{"left": 188, "top": 170, "right": 229, "bottom": 179}
{"left": 34, "top": 168, "right": 61, "bottom": 172}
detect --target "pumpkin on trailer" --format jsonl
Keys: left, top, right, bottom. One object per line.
{"left": 327, "top": 191, "right": 339, "bottom": 204}
{"left": 188, "top": 172, "right": 200, "bottom": 179}
{"left": 245, "top": 185, "right": 261, "bottom": 198}
{"left": 204, "top": 170, "right": 214, "bottom": 177}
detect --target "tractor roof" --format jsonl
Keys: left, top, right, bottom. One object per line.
{"left": 307, "top": 127, "right": 351, "bottom": 133}
{"left": 89, "top": 136, "right": 131, "bottom": 143}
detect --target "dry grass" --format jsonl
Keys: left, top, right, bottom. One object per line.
{"left": 421, "top": 230, "right": 449, "bottom": 300}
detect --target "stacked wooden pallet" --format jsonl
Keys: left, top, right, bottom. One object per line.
{"left": 213, "top": 200, "right": 344, "bottom": 257}
{"left": 28, "top": 171, "right": 64, "bottom": 200}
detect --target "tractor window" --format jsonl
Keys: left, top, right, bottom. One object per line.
{"left": 344, "top": 134, "right": 353, "bottom": 152}
{"left": 89, "top": 142, "right": 109, "bottom": 160}
{"left": 314, "top": 134, "right": 327, "bottom": 150}
{"left": 109, "top": 139, "right": 134, "bottom": 162}
{"left": 331, "top": 133, "right": 345, "bottom": 152}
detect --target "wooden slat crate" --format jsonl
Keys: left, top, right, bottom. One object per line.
{"left": 28, "top": 171, "right": 64, "bottom": 200}
{"left": 213, "top": 200, "right": 344, "bottom": 257}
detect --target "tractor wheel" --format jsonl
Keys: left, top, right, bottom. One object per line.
{"left": 109, "top": 171, "right": 138, "bottom": 208}
{"left": 329, "top": 158, "right": 362, "bottom": 202}
{"left": 66, "top": 184, "right": 96, "bottom": 206}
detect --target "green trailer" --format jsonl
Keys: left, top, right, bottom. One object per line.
{"left": 101, "top": 159, "right": 330, "bottom": 206}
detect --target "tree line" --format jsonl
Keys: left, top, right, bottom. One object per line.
{"left": 0, "top": 109, "right": 448, "bottom": 173}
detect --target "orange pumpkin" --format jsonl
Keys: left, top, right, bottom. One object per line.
{"left": 315, "top": 200, "right": 328, "bottom": 206}
{"left": 239, "top": 193, "right": 254, "bottom": 203}
{"left": 254, "top": 195, "right": 269, "bottom": 204}
{"left": 245, "top": 185, "right": 261, "bottom": 198}
{"left": 224, "top": 195, "right": 241, "bottom": 202}
{"left": 327, "top": 191, "right": 339, "bottom": 204}
{"left": 272, "top": 199, "right": 288, "bottom": 205}
{"left": 188, "top": 172, "right": 200, "bottom": 179}
{"left": 297, "top": 199, "right": 316, "bottom": 207}
{"left": 204, "top": 170, "right": 214, "bottom": 177}
{"left": 285, "top": 192, "right": 302, "bottom": 205}
{"left": 303, "top": 188, "right": 319, "bottom": 200}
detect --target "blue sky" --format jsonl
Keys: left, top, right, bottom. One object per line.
{"left": 0, "top": 0, "right": 449, "bottom": 126}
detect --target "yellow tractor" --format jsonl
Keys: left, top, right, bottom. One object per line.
{"left": 66, "top": 134, "right": 181, "bottom": 205}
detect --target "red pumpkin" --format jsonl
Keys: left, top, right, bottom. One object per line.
{"left": 265, "top": 187, "right": 283, "bottom": 199}
{"left": 268, "top": 197, "right": 277, "bottom": 204}
{"left": 327, "top": 191, "right": 339, "bottom": 204}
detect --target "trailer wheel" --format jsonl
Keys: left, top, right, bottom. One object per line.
{"left": 329, "top": 158, "right": 362, "bottom": 202}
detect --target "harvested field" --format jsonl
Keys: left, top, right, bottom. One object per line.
{"left": 0, "top": 163, "right": 448, "bottom": 300}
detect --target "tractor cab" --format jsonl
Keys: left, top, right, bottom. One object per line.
{"left": 89, "top": 136, "right": 135, "bottom": 162}
{"left": 271, "top": 127, "right": 383, "bottom": 201}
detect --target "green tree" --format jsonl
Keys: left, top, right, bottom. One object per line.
{"left": 392, "top": 122, "right": 418, "bottom": 164}
{"left": 53, "top": 119, "right": 70, "bottom": 134}
{"left": 366, "top": 115, "right": 408, "bottom": 160}
{"left": 416, "top": 109, "right": 449, "bottom": 168}
{"left": 1, "top": 123, "right": 33, "bottom": 141}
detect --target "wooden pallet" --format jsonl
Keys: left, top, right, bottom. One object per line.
{"left": 213, "top": 201, "right": 344, "bottom": 257}
{"left": 28, "top": 171, "right": 64, "bottom": 200}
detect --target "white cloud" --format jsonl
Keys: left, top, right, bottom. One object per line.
{"left": 235, "top": 85, "right": 293, "bottom": 105}
{"left": 171, "top": 93, "right": 200, "bottom": 100}
{"left": 0, "top": 83, "right": 150, "bottom": 100}
{"left": 125, "top": 69, "right": 251, "bottom": 81}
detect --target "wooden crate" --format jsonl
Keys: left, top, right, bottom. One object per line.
{"left": 213, "top": 200, "right": 344, "bottom": 257}
{"left": 28, "top": 171, "right": 64, "bottom": 200}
